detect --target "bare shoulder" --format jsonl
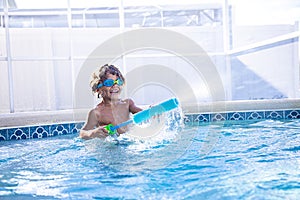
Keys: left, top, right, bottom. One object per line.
{"left": 89, "top": 106, "right": 100, "bottom": 115}
{"left": 87, "top": 107, "right": 101, "bottom": 121}
{"left": 125, "top": 98, "right": 142, "bottom": 114}
{"left": 124, "top": 98, "right": 134, "bottom": 105}
{"left": 81, "top": 107, "right": 100, "bottom": 131}
{"left": 123, "top": 98, "right": 137, "bottom": 107}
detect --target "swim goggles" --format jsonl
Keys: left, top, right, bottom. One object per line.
{"left": 96, "top": 78, "right": 124, "bottom": 89}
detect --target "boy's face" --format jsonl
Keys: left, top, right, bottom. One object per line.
{"left": 99, "top": 73, "right": 123, "bottom": 100}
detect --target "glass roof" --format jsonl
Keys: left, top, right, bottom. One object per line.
{"left": 1, "top": 0, "right": 299, "bottom": 26}
{"left": 12, "top": 0, "right": 222, "bottom": 9}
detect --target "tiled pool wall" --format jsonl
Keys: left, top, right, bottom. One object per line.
{"left": 0, "top": 122, "right": 85, "bottom": 141}
{"left": 183, "top": 109, "right": 300, "bottom": 124}
{"left": 1, "top": 109, "right": 300, "bottom": 141}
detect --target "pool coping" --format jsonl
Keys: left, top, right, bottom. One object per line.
{"left": 1, "top": 99, "right": 300, "bottom": 141}
{"left": 182, "top": 98, "right": 300, "bottom": 113}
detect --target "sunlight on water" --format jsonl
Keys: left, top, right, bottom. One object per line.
{"left": 1, "top": 118, "right": 300, "bottom": 199}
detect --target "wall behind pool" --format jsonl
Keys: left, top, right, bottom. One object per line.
{"left": 0, "top": 24, "right": 299, "bottom": 113}
{"left": 1, "top": 99, "right": 300, "bottom": 141}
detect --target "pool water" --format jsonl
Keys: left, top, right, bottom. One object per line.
{"left": 1, "top": 119, "right": 300, "bottom": 199}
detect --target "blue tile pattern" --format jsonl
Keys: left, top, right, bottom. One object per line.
{"left": 1, "top": 109, "right": 300, "bottom": 141}
{"left": 245, "top": 111, "right": 264, "bottom": 120}
{"left": 50, "top": 124, "right": 69, "bottom": 136}
{"left": 265, "top": 111, "right": 284, "bottom": 119}
{"left": 228, "top": 112, "right": 245, "bottom": 121}
{"left": 0, "top": 129, "right": 7, "bottom": 141}
{"left": 9, "top": 127, "right": 30, "bottom": 140}
{"left": 0, "top": 122, "right": 84, "bottom": 142}
{"left": 211, "top": 113, "right": 226, "bottom": 121}
{"left": 285, "top": 110, "right": 300, "bottom": 119}
{"left": 30, "top": 125, "right": 50, "bottom": 139}
{"left": 183, "top": 115, "right": 193, "bottom": 124}
{"left": 195, "top": 114, "right": 210, "bottom": 123}
{"left": 184, "top": 109, "right": 300, "bottom": 125}
{"left": 70, "top": 122, "right": 84, "bottom": 134}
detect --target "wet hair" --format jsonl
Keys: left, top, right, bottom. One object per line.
{"left": 90, "top": 64, "right": 125, "bottom": 94}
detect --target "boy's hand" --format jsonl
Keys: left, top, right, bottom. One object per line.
{"left": 91, "top": 126, "right": 109, "bottom": 138}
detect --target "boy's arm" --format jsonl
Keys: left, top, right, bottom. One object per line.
{"left": 128, "top": 98, "right": 143, "bottom": 114}
{"left": 79, "top": 109, "right": 108, "bottom": 139}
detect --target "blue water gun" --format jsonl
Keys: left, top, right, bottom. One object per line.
{"left": 105, "top": 98, "right": 179, "bottom": 135}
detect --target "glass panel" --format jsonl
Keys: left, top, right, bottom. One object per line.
{"left": 0, "top": 27, "right": 6, "bottom": 57}
{"left": 124, "top": 4, "right": 222, "bottom": 28}
{"left": 0, "top": 61, "right": 10, "bottom": 113}
{"left": 0, "top": 14, "right": 3, "bottom": 28}
{"left": 125, "top": 7, "right": 162, "bottom": 28}
{"left": 14, "top": 0, "right": 68, "bottom": 9}
{"left": 71, "top": 10, "right": 119, "bottom": 28}
{"left": 69, "top": 0, "right": 119, "bottom": 9}
{"left": 71, "top": 29, "right": 120, "bottom": 57}
{"left": 88, "top": 13, "right": 119, "bottom": 28}
{"left": 229, "top": 0, "right": 300, "bottom": 49}
{"left": 12, "top": 60, "right": 73, "bottom": 112}
{"left": 7, "top": 1, "right": 68, "bottom": 28}
{"left": 10, "top": 29, "right": 70, "bottom": 57}
{"left": 8, "top": 13, "right": 68, "bottom": 28}
{"left": 123, "top": 52, "right": 210, "bottom": 105}
{"left": 229, "top": 38, "right": 298, "bottom": 100}
{"left": 227, "top": 0, "right": 300, "bottom": 100}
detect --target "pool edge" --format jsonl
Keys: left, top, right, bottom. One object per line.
{"left": 1, "top": 99, "right": 300, "bottom": 141}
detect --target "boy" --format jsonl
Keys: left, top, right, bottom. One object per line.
{"left": 79, "top": 64, "right": 142, "bottom": 139}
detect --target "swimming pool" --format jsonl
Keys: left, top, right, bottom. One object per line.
{"left": 1, "top": 117, "right": 300, "bottom": 199}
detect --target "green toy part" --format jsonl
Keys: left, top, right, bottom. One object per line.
{"left": 105, "top": 124, "right": 117, "bottom": 135}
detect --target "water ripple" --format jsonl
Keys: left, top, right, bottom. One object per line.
{"left": 1, "top": 119, "right": 300, "bottom": 199}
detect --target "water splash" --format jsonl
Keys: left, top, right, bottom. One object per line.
{"left": 84, "top": 107, "right": 194, "bottom": 172}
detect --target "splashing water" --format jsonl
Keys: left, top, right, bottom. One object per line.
{"left": 84, "top": 107, "right": 193, "bottom": 172}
